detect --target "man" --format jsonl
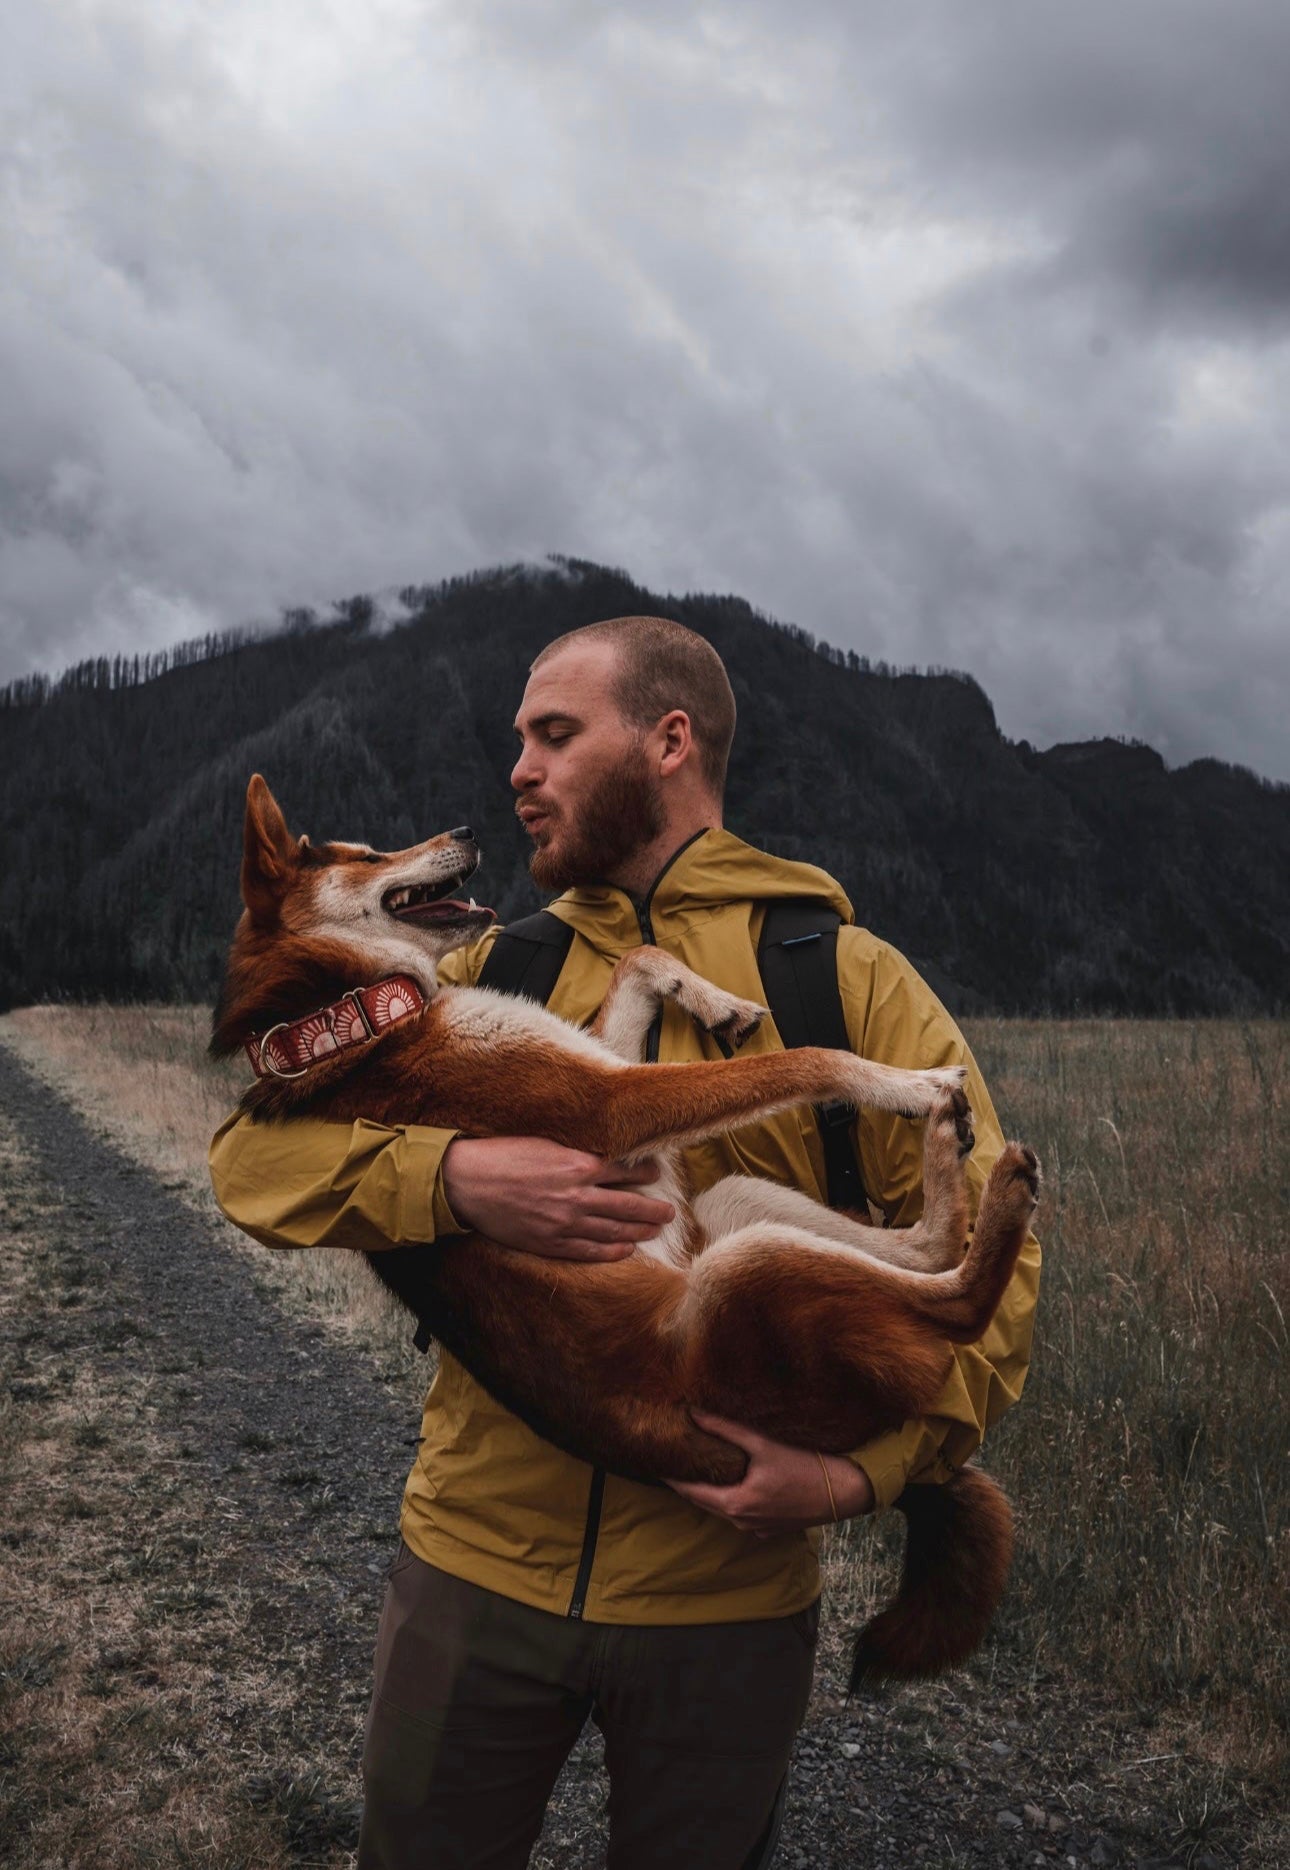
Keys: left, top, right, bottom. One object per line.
{"left": 209, "top": 616, "right": 1040, "bottom": 1869}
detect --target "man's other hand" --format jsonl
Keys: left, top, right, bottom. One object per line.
{"left": 666, "top": 1411, "right": 874, "bottom": 1534}
{"left": 441, "top": 1136, "right": 674, "bottom": 1261}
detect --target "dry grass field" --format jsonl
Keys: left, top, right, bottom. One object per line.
{"left": 962, "top": 1018, "right": 1288, "bottom": 1770}
{"left": 2, "top": 1004, "right": 1286, "bottom": 1848}
{"left": 0, "top": 1005, "right": 428, "bottom": 1384}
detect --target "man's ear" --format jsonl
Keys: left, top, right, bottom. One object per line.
{"left": 656, "top": 708, "right": 694, "bottom": 779}
{"left": 241, "top": 774, "right": 299, "bottom": 924}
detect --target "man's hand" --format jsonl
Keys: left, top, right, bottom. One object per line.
{"left": 441, "top": 1136, "right": 674, "bottom": 1261}
{"left": 667, "top": 1411, "right": 874, "bottom": 1535}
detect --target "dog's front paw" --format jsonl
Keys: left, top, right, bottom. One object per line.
{"left": 704, "top": 995, "right": 767, "bottom": 1049}
{"left": 889, "top": 1063, "right": 969, "bottom": 1120}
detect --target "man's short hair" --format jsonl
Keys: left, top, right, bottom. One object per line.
{"left": 533, "top": 616, "right": 736, "bottom": 795}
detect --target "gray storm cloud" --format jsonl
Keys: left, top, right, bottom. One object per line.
{"left": 1, "top": 0, "right": 1287, "bottom": 778}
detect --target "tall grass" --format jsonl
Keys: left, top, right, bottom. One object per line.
{"left": 961, "top": 1018, "right": 1287, "bottom": 1767}
{"left": 2, "top": 1007, "right": 1286, "bottom": 1772}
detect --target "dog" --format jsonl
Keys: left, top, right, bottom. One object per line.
{"left": 212, "top": 775, "right": 1039, "bottom": 1683}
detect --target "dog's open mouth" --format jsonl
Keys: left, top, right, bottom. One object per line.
{"left": 383, "top": 871, "right": 495, "bottom": 926}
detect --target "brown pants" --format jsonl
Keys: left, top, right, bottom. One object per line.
{"left": 358, "top": 1548, "right": 819, "bottom": 1870}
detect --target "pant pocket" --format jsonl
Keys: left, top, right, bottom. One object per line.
{"left": 386, "top": 1537, "right": 418, "bottom": 1580}
{"left": 789, "top": 1597, "right": 821, "bottom": 1652}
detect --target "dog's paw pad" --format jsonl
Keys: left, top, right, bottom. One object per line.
{"left": 1001, "top": 1141, "right": 1041, "bottom": 1202}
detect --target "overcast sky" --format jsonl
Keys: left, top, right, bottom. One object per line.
{"left": 3, "top": 1, "right": 1288, "bottom": 779}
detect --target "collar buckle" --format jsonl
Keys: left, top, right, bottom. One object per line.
{"left": 257, "top": 1021, "right": 309, "bottom": 1080}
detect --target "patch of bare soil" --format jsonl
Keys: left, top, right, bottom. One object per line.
{"left": 0, "top": 1047, "right": 1282, "bottom": 1868}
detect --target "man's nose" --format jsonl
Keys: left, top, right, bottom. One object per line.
{"left": 510, "top": 743, "right": 541, "bottom": 792}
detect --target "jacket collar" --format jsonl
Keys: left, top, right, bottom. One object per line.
{"left": 541, "top": 827, "right": 854, "bottom": 957}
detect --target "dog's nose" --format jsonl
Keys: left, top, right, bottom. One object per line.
{"left": 449, "top": 826, "right": 475, "bottom": 844}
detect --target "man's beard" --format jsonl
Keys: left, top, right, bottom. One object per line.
{"left": 527, "top": 743, "right": 664, "bottom": 893}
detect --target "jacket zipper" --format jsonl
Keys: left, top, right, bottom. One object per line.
{"left": 567, "top": 860, "right": 684, "bottom": 1618}
{"left": 567, "top": 1467, "right": 605, "bottom": 1620}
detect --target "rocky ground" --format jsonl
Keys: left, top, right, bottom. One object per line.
{"left": 0, "top": 1043, "right": 1281, "bottom": 1867}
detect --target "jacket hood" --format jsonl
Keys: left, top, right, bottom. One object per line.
{"left": 543, "top": 828, "right": 854, "bottom": 960}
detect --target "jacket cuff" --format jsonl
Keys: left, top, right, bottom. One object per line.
{"left": 848, "top": 1422, "right": 954, "bottom": 1513}
{"left": 398, "top": 1126, "right": 463, "bottom": 1241}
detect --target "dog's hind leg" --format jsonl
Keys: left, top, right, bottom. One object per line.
{"left": 693, "top": 1091, "right": 975, "bottom": 1272}
{"left": 679, "top": 1149, "right": 1036, "bottom": 1444}
{"left": 677, "top": 1225, "right": 957, "bottom": 1450}
{"left": 900, "top": 1142, "right": 1040, "bottom": 1341}
{"left": 590, "top": 947, "right": 766, "bottom": 1062}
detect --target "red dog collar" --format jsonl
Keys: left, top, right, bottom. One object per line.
{"left": 247, "top": 976, "right": 425, "bottom": 1080}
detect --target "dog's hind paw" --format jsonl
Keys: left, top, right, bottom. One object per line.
{"left": 930, "top": 1086, "right": 975, "bottom": 1158}
{"left": 987, "top": 1141, "right": 1041, "bottom": 1219}
{"left": 1005, "top": 1141, "right": 1041, "bottom": 1202}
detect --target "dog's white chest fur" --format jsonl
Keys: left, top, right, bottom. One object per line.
{"left": 440, "top": 986, "right": 693, "bottom": 1269}
{"left": 440, "top": 986, "right": 626, "bottom": 1066}
{"left": 629, "top": 1152, "right": 692, "bottom": 1271}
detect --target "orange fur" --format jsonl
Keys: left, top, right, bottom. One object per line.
{"left": 212, "top": 778, "right": 1040, "bottom": 1677}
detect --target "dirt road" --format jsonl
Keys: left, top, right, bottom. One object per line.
{"left": 0, "top": 1045, "right": 1271, "bottom": 1866}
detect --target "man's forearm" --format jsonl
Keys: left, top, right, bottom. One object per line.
{"left": 822, "top": 1453, "right": 874, "bottom": 1521}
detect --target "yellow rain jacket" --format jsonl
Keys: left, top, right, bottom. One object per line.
{"left": 209, "top": 829, "right": 1040, "bottom": 1625}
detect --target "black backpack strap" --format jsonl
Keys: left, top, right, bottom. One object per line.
{"left": 476, "top": 910, "right": 576, "bottom": 1003}
{"left": 413, "top": 911, "right": 576, "bottom": 1353}
{"left": 757, "top": 900, "right": 871, "bottom": 1214}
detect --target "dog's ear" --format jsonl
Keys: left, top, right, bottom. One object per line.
{"left": 242, "top": 775, "right": 299, "bottom": 924}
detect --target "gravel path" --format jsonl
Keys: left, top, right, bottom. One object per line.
{"left": 0, "top": 1044, "right": 1272, "bottom": 1867}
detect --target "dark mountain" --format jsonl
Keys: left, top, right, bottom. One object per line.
{"left": 2, "top": 558, "right": 1286, "bottom": 1015}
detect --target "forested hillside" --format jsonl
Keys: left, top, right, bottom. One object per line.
{"left": 2, "top": 558, "right": 1286, "bottom": 1014}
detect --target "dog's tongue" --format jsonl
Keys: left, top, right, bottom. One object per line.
{"left": 396, "top": 898, "right": 495, "bottom": 924}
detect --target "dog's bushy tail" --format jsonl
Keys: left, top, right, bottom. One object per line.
{"left": 848, "top": 1465, "right": 1014, "bottom": 1690}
